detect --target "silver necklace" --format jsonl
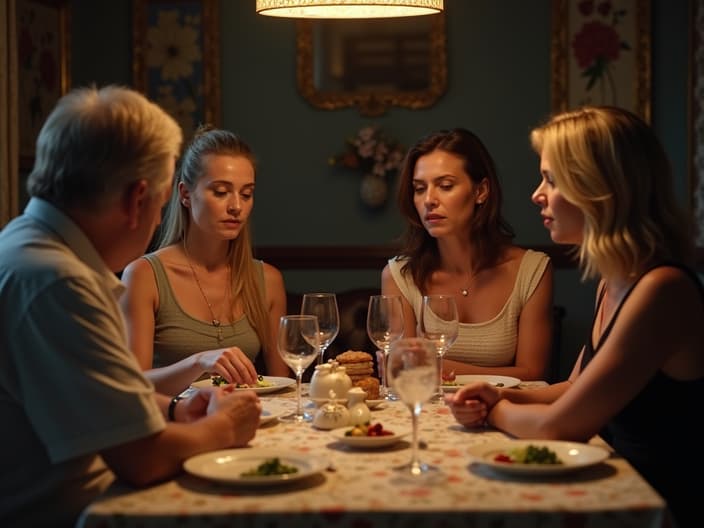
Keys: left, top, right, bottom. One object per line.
{"left": 183, "top": 241, "right": 230, "bottom": 343}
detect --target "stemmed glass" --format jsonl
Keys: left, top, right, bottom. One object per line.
{"left": 387, "top": 337, "right": 439, "bottom": 478}
{"left": 277, "top": 315, "right": 320, "bottom": 422}
{"left": 366, "top": 294, "right": 404, "bottom": 400}
{"left": 419, "top": 294, "right": 459, "bottom": 402}
{"left": 301, "top": 292, "right": 339, "bottom": 365}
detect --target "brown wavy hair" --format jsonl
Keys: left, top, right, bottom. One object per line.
{"left": 396, "top": 128, "right": 515, "bottom": 290}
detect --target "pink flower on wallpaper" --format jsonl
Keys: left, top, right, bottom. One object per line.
{"left": 571, "top": 3, "right": 631, "bottom": 102}
{"left": 597, "top": 1, "right": 613, "bottom": 16}
{"left": 578, "top": 0, "right": 594, "bottom": 16}
{"left": 572, "top": 21, "right": 621, "bottom": 70}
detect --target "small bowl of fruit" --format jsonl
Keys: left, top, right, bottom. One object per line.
{"left": 331, "top": 422, "right": 410, "bottom": 449}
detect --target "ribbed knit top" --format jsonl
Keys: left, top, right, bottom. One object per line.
{"left": 388, "top": 249, "right": 549, "bottom": 367}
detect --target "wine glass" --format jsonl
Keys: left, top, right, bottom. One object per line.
{"left": 387, "top": 337, "right": 439, "bottom": 478}
{"left": 366, "top": 294, "right": 404, "bottom": 400}
{"left": 419, "top": 294, "right": 459, "bottom": 402}
{"left": 301, "top": 292, "right": 340, "bottom": 365}
{"left": 277, "top": 315, "right": 320, "bottom": 422}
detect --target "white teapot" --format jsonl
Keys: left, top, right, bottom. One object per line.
{"left": 309, "top": 360, "right": 352, "bottom": 401}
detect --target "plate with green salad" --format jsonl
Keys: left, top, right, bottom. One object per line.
{"left": 183, "top": 448, "right": 326, "bottom": 486}
{"left": 191, "top": 375, "right": 295, "bottom": 394}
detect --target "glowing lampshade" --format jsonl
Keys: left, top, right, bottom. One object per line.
{"left": 256, "top": 0, "right": 443, "bottom": 19}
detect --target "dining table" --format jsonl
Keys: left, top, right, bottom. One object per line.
{"left": 76, "top": 379, "right": 672, "bottom": 528}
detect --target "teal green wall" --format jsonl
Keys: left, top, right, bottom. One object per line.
{"left": 70, "top": 0, "right": 691, "bottom": 378}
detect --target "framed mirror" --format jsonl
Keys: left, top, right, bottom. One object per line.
{"left": 296, "top": 14, "right": 447, "bottom": 116}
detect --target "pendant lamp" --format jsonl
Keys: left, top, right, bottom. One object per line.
{"left": 256, "top": 0, "right": 443, "bottom": 19}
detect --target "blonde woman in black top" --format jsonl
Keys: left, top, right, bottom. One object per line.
{"left": 447, "top": 107, "right": 704, "bottom": 528}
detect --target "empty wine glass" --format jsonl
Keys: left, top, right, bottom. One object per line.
{"left": 366, "top": 294, "right": 404, "bottom": 400}
{"left": 419, "top": 294, "right": 459, "bottom": 402}
{"left": 387, "top": 337, "right": 439, "bottom": 478}
{"left": 277, "top": 315, "right": 320, "bottom": 422}
{"left": 301, "top": 292, "right": 339, "bottom": 365}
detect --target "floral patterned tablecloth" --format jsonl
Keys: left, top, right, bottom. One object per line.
{"left": 77, "top": 382, "right": 669, "bottom": 528}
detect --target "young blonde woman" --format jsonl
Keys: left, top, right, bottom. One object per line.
{"left": 383, "top": 128, "right": 554, "bottom": 381}
{"left": 121, "top": 126, "right": 289, "bottom": 396}
{"left": 447, "top": 107, "right": 704, "bottom": 527}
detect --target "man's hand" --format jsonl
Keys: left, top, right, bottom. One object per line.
{"left": 206, "top": 386, "right": 261, "bottom": 447}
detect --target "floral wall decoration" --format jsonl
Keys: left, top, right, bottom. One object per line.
{"left": 550, "top": 0, "right": 650, "bottom": 121}
{"left": 329, "top": 125, "right": 405, "bottom": 209}
{"left": 132, "top": 0, "right": 220, "bottom": 141}
{"left": 17, "top": 0, "right": 70, "bottom": 166}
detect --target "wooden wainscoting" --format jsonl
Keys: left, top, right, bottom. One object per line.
{"left": 254, "top": 244, "right": 578, "bottom": 270}
{"left": 254, "top": 245, "right": 704, "bottom": 272}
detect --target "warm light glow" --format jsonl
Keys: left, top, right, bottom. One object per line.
{"left": 256, "top": 0, "right": 443, "bottom": 19}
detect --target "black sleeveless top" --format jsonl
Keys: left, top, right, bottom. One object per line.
{"left": 580, "top": 263, "right": 704, "bottom": 527}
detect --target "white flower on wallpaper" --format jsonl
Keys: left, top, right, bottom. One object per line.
{"left": 146, "top": 10, "right": 201, "bottom": 80}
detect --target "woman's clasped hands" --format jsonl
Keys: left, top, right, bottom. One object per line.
{"left": 445, "top": 382, "right": 502, "bottom": 428}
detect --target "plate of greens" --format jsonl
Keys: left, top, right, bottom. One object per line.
{"left": 467, "top": 440, "right": 610, "bottom": 476}
{"left": 183, "top": 448, "right": 326, "bottom": 486}
{"left": 191, "top": 375, "right": 295, "bottom": 394}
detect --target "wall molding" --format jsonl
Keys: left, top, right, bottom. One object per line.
{"left": 254, "top": 244, "right": 579, "bottom": 270}
{"left": 255, "top": 245, "right": 704, "bottom": 271}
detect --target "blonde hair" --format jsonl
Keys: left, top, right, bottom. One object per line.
{"left": 28, "top": 85, "right": 182, "bottom": 210}
{"left": 530, "top": 106, "right": 693, "bottom": 280}
{"left": 158, "top": 125, "right": 273, "bottom": 359}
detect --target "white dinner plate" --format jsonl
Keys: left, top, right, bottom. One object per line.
{"left": 441, "top": 375, "right": 521, "bottom": 392}
{"left": 192, "top": 376, "right": 295, "bottom": 394}
{"left": 183, "top": 448, "right": 326, "bottom": 486}
{"left": 331, "top": 427, "right": 411, "bottom": 448}
{"left": 467, "top": 440, "right": 610, "bottom": 476}
{"left": 260, "top": 400, "right": 288, "bottom": 425}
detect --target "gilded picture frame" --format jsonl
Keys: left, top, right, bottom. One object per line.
{"left": 17, "top": 0, "right": 71, "bottom": 167}
{"left": 550, "top": 0, "right": 651, "bottom": 121}
{"left": 296, "top": 13, "right": 447, "bottom": 116}
{"left": 132, "top": 0, "right": 221, "bottom": 140}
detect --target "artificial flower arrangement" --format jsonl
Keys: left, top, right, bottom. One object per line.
{"left": 329, "top": 125, "right": 406, "bottom": 208}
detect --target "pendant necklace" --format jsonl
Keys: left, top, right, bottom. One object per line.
{"left": 460, "top": 268, "right": 479, "bottom": 297}
{"left": 183, "top": 240, "right": 230, "bottom": 343}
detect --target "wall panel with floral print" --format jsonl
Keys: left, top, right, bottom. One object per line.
{"left": 17, "top": 0, "right": 71, "bottom": 168}
{"left": 550, "top": 0, "right": 650, "bottom": 122}
{"left": 132, "top": 0, "right": 221, "bottom": 142}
